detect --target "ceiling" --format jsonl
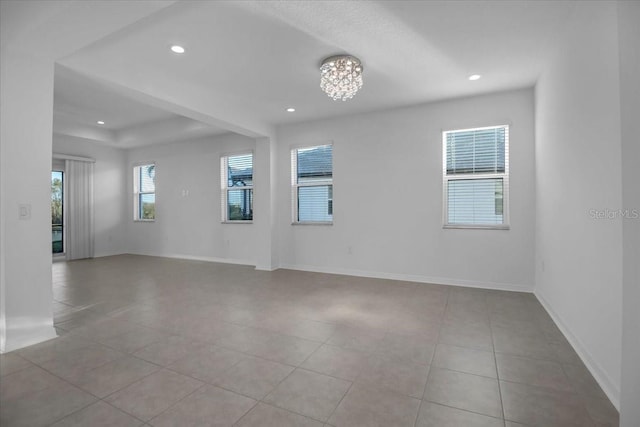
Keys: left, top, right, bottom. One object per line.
{"left": 55, "top": 65, "right": 176, "bottom": 130}
{"left": 53, "top": 0, "right": 576, "bottom": 146}
{"left": 53, "top": 65, "right": 229, "bottom": 148}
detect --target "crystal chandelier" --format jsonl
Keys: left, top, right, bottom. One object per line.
{"left": 320, "top": 55, "right": 363, "bottom": 101}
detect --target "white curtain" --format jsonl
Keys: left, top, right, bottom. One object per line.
{"left": 65, "top": 159, "right": 94, "bottom": 260}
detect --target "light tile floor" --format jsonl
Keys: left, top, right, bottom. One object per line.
{"left": 0, "top": 255, "right": 619, "bottom": 427}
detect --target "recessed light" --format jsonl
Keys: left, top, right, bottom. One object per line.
{"left": 286, "top": 107, "right": 296, "bottom": 112}
{"left": 170, "top": 45, "right": 185, "bottom": 54}
{"left": 97, "top": 120, "right": 105, "bottom": 125}
{"left": 468, "top": 74, "right": 481, "bottom": 81}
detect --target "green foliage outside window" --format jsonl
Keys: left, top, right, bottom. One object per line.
{"left": 142, "top": 202, "right": 155, "bottom": 220}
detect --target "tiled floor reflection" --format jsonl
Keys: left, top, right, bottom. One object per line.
{"left": 0, "top": 255, "right": 619, "bottom": 426}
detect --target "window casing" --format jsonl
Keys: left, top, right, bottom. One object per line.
{"left": 291, "top": 144, "right": 333, "bottom": 224}
{"left": 221, "top": 152, "right": 253, "bottom": 222}
{"left": 134, "top": 163, "right": 156, "bottom": 221}
{"left": 443, "top": 125, "right": 509, "bottom": 229}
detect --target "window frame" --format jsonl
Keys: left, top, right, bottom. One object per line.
{"left": 220, "top": 151, "right": 254, "bottom": 224}
{"left": 291, "top": 143, "right": 334, "bottom": 225}
{"left": 133, "top": 162, "right": 156, "bottom": 222}
{"left": 442, "top": 125, "right": 510, "bottom": 230}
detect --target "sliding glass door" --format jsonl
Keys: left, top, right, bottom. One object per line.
{"left": 52, "top": 170, "right": 64, "bottom": 254}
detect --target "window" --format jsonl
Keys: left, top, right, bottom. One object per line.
{"left": 221, "top": 153, "right": 253, "bottom": 222}
{"left": 291, "top": 144, "right": 333, "bottom": 224}
{"left": 443, "top": 125, "right": 509, "bottom": 228}
{"left": 134, "top": 163, "right": 155, "bottom": 220}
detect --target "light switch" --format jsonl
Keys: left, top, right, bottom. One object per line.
{"left": 19, "top": 204, "right": 31, "bottom": 220}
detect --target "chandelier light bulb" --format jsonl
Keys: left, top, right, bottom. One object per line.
{"left": 320, "top": 55, "right": 363, "bottom": 101}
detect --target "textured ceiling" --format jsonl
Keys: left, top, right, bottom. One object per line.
{"left": 54, "top": 0, "right": 576, "bottom": 144}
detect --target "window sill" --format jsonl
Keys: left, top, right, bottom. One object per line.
{"left": 134, "top": 219, "right": 155, "bottom": 223}
{"left": 292, "top": 221, "right": 333, "bottom": 226}
{"left": 443, "top": 224, "right": 510, "bottom": 230}
{"left": 221, "top": 221, "right": 253, "bottom": 224}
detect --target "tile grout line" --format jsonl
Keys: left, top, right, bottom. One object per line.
{"left": 557, "top": 355, "right": 602, "bottom": 426}
{"left": 37, "top": 350, "right": 165, "bottom": 426}
{"left": 144, "top": 381, "right": 210, "bottom": 425}
{"left": 324, "top": 380, "right": 354, "bottom": 426}
{"left": 488, "top": 295, "right": 508, "bottom": 425}
{"left": 19, "top": 363, "right": 110, "bottom": 427}
{"left": 415, "top": 286, "right": 451, "bottom": 427}
{"left": 244, "top": 318, "right": 358, "bottom": 425}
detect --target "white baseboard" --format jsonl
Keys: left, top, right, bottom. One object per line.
{"left": 535, "top": 289, "right": 620, "bottom": 410}
{"left": 0, "top": 323, "right": 58, "bottom": 354}
{"left": 94, "top": 251, "right": 126, "bottom": 258}
{"left": 125, "top": 251, "right": 254, "bottom": 267}
{"left": 89, "top": 253, "right": 532, "bottom": 293}
{"left": 279, "top": 263, "right": 533, "bottom": 293}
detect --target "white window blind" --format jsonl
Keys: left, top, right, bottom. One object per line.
{"left": 221, "top": 153, "right": 253, "bottom": 222}
{"left": 134, "top": 163, "right": 155, "bottom": 221}
{"left": 291, "top": 144, "right": 333, "bottom": 224}
{"left": 443, "top": 126, "right": 509, "bottom": 228}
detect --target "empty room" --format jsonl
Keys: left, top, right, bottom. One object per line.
{"left": 1, "top": 1, "right": 638, "bottom": 426}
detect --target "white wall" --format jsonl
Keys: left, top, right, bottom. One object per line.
{"left": 535, "top": 1, "right": 623, "bottom": 407}
{"left": 276, "top": 89, "right": 535, "bottom": 291}
{"left": 125, "top": 133, "right": 260, "bottom": 265}
{"left": 52, "top": 135, "right": 128, "bottom": 257}
{"left": 618, "top": 1, "right": 640, "bottom": 425}
{"left": 0, "top": 50, "right": 58, "bottom": 353}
